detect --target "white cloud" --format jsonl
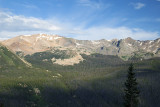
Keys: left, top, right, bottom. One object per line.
{"left": 0, "top": 13, "right": 60, "bottom": 31}
{"left": 0, "top": 11, "right": 61, "bottom": 39}
{"left": 20, "top": 4, "right": 38, "bottom": 9}
{"left": 156, "top": 18, "right": 160, "bottom": 22}
{"left": 71, "top": 27, "right": 159, "bottom": 40}
{"left": 13, "top": 2, "right": 38, "bottom": 9}
{"left": 0, "top": 11, "right": 159, "bottom": 41}
{"left": 77, "top": 0, "right": 110, "bottom": 9}
{"left": 130, "top": 2, "right": 145, "bottom": 10}
{"left": 78, "top": 0, "right": 98, "bottom": 8}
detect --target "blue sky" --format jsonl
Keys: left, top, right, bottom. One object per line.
{"left": 0, "top": 0, "right": 160, "bottom": 40}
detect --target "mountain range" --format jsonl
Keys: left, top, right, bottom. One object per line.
{"left": 1, "top": 34, "right": 160, "bottom": 65}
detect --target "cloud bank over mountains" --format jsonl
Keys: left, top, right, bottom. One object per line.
{"left": 0, "top": 11, "right": 159, "bottom": 40}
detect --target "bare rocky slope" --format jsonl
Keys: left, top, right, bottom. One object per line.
{"left": 2, "top": 34, "right": 160, "bottom": 65}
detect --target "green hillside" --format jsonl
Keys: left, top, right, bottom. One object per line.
{"left": 0, "top": 44, "right": 27, "bottom": 71}
{"left": 0, "top": 46, "right": 160, "bottom": 107}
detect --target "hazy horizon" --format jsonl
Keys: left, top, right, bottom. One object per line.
{"left": 0, "top": 33, "right": 160, "bottom": 41}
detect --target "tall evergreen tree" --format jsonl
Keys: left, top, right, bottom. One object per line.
{"left": 124, "top": 63, "right": 140, "bottom": 107}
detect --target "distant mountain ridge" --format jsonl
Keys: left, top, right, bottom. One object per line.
{"left": 2, "top": 34, "right": 160, "bottom": 65}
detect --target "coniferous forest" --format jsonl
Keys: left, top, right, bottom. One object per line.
{"left": 0, "top": 45, "right": 160, "bottom": 107}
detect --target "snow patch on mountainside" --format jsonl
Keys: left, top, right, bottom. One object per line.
{"left": 127, "top": 43, "right": 132, "bottom": 46}
{"left": 149, "top": 41, "right": 153, "bottom": 44}
{"left": 91, "top": 41, "right": 100, "bottom": 44}
{"left": 76, "top": 43, "right": 82, "bottom": 46}
{"left": 35, "top": 34, "right": 62, "bottom": 41}
{"left": 24, "top": 35, "right": 31, "bottom": 36}
{"left": 54, "top": 36, "right": 62, "bottom": 40}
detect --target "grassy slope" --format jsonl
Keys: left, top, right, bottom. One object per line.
{"left": 0, "top": 47, "right": 160, "bottom": 107}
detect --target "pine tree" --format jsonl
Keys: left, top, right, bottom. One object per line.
{"left": 124, "top": 63, "right": 140, "bottom": 107}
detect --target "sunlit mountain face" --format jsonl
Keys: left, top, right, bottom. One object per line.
{"left": 2, "top": 34, "right": 160, "bottom": 65}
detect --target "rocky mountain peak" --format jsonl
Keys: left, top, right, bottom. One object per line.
{"left": 124, "top": 37, "right": 134, "bottom": 40}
